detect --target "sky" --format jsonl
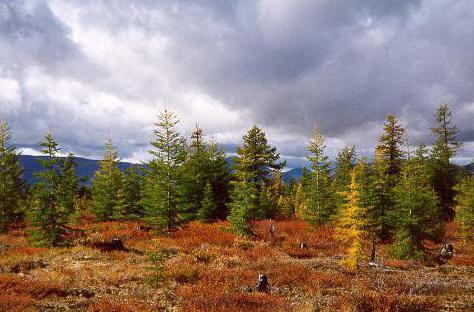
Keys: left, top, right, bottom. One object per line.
{"left": 1, "top": 0, "right": 474, "bottom": 167}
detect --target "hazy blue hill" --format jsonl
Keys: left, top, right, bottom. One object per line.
{"left": 19, "top": 155, "right": 137, "bottom": 185}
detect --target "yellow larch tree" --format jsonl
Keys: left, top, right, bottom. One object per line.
{"left": 336, "top": 168, "right": 367, "bottom": 271}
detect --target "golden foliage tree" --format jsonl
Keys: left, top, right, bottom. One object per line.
{"left": 336, "top": 168, "right": 367, "bottom": 271}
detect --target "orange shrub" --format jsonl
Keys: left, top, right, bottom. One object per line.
{"left": 0, "top": 274, "right": 67, "bottom": 298}
{"left": 165, "top": 263, "right": 199, "bottom": 284}
{"left": 179, "top": 285, "right": 290, "bottom": 312}
{"left": 0, "top": 293, "right": 36, "bottom": 311}
{"left": 312, "top": 271, "right": 351, "bottom": 289}
{"left": 196, "top": 267, "right": 257, "bottom": 293}
{"left": 242, "top": 246, "right": 282, "bottom": 262}
{"left": 84, "top": 221, "right": 152, "bottom": 247}
{"left": 384, "top": 259, "right": 412, "bottom": 270}
{"left": 268, "top": 263, "right": 318, "bottom": 292}
{"left": 450, "top": 255, "right": 474, "bottom": 266}
{"left": 170, "top": 222, "right": 236, "bottom": 252}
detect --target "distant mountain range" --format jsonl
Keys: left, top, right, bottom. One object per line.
{"left": 19, "top": 155, "right": 305, "bottom": 185}
{"left": 19, "top": 155, "right": 137, "bottom": 185}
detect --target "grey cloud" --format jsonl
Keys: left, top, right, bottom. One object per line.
{"left": 1, "top": 0, "right": 474, "bottom": 162}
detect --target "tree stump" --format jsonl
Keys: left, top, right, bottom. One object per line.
{"left": 436, "top": 243, "right": 454, "bottom": 265}
{"left": 256, "top": 274, "right": 269, "bottom": 292}
{"left": 110, "top": 236, "right": 125, "bottom": 250}
{"left": 94, "top": 236, "right": 127, "bottom": 252}
{"left": 269, "top": 222, "right": 276, "bottom": 238}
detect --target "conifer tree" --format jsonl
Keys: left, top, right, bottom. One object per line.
{"left": 227, "top": 176, "right": 257, "bottom": 236}
{"left": 353, "top": 158, "right": 376, "bottom": 235}
{"left": 294, "top": 182, "right": 306, "bottom": 218}
{"left": 373, "top": 114, "right": 405, "bottom": 242}
{"left": 257, "top": 183, "right": 271, "bottom": 219}
{"left": 391, "top": 145, "right": 440, "bottom": 259}
{"left": 333, "top": 146, "right": 356, "bottom": 208}
{"left": 142, "top": 110, "right": 185, "bottom": 231}
{"left": 0, "top": 118, "right": 24, "bottom": 232}
{"left": 304, "top": 129, "right": 335, "bottom": 225}
{"left": 336, "top": 169, "right": 367, "bottom": 271}
{"left": 114, "top": 188, "right": 128, "bottom": 220}
{"left": 181, "top": 126, "right": 209, "bottom": 220}
{"left": 118, "top": 166, "right": 144, "bottom": 218}
{"left": 30, "top": 130, "right": 70, "bottom": 246}
{"left": 197, "top": 181, "right": 214, "bottom": 223}
{"left": 233, "top": 126, "right": 283, "bottom": 217}
{"left": 58, "top": 153, "right": 78, "bottom": 216}
{"left": 206, "top": 139, "right": 231, "bottom": 219}
{"left": 454, "top": 172, "right": 474, "bottom": 241}
{"left": 91, "top": 139, "right": 123, "bottom": 221}
{"left": 268, "top": 170, "right": 285, "bottom": 218}
{"left": 430, "top": 103, "right": 461, "bottom": 222}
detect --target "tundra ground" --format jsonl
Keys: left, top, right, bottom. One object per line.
{"left": 0, "top": 220, "right": 473, "bottom": 312}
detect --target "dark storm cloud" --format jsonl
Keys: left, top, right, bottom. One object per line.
{"left": 1, "top": 0, "right": 474, "bottom": 162}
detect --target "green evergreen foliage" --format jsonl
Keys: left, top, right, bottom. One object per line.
{"left": 142, "top": 110, "right": 186, "bottom": 231}
{"left": 227, "top": 176, "right": 257, "bottom": 236}
{"left": 180, "top": 126, "right": 209, "bottom": 220}
{"left": 206, "top": 139, "right": 231, "bottom": 219}
{"left": 352, "top": 158, "right": 377, "bottom": 234}
{"left": 197, "top": 181, "right": 214, "bottom": 223}
{"left": 0, "top": 118, "right": 24, "bottom": 232}
{"left": 333, "top": 146, "right": 356, "bottom": 208}
{"left": 454, "top": 171, "right": 474, "bottom": 241}
{"left": 267, "top": 171, "right": 285, "bottom": 218}
{"left": 257, "top": 183, "right": 271, "bottom": 219}
{"left": 304, "top": 129, "right": 335, "bottom": 226}
{"left": 30, "top": 130, "right": 70, "bottom": 246}
{"left": 373, "top": 114, "right": 405, "bottom": 242}
{"left": 233, "top": 126, "right": 283, "bottom": 217}
{"left": 57, "top": 153, "right": 78, "bottom": 216}
{"left": 91, "top": 139, "right": 123, "bottom": 221}
{"left": 391, "top": 146, "right": 440, "bottom": 259}
{"left": 430, "top": 103, "right": 461, "bottom": 222}
{"left": 118, "top": 166, "right": 144, "bottom": 219}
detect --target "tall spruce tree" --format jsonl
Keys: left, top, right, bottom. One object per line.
{"left": 58, "top": 153, "right": 78, "bottom": 216}
{"left": 227, "top": 175, "right": 257, "bottom": 236}
{"left": 233, "top": 126, "right": 283, "bottom": 217}
{"left": 373, "top": 114, "right": 405, "bottom": 242}
{"left": 333, "top": 146, "right": 356, "bottom": 208}
{"left": 206, "top": 139, "right": 231, "bottom": 220}
{"left": 142, "top": 110, "right": 185, "bottom": 231}
{"left": 268, "top": 170, "right": 285, "bottom": 218}
{"left": 391, "top": 145, "right": 440, "bottom": 259}
{"left": 0, "top": 118, "right": 24, "bottom": 232}
{"left": 118, "top": 166, "right": 144, "bottom": 219}
{"left": 30, "top": 130, "right": 69, "bottom": 246}
{"left": 304, "top": 129, "right": 335, "bottom": 225}
{"left": 430, "top": 103, "right": 461, "bottom": 222}
{"left": 336, "top": 169, "right": 367, "bottom": 271}
{"left": 352, "top": 158, "right": 377, "bottom": 237}
{"left": 181, "top": 126, "right": 209, "bottom": 220}
{"left": 91, "top": 139, "right": 123, "bottom": 221}
{"left": 198, "top": 181, "right": 215, "bottom": 223}
{"left": 454, "top": 170, "right": 474, "bottom": 242}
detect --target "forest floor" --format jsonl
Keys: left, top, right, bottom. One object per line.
{"left": 0, "top": 219, "right": 473, "bottom": 312}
